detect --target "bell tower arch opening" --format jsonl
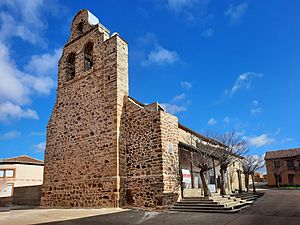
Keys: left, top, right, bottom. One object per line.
{"left": 66, "top": 52, "right": 76, "bottom": 80}
{"left": 84, "top": 42, "right": 93, "bottom": 71}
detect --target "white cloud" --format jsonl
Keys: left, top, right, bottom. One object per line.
{"left": 22, "top": 74, "right": 56, "bottom": 96}
{"left": 0, "top": 101, "right": 39, "bottom": 122}
{"left": 180, "top": 81, "right": 192, "bottom": 89}
{"left": 33, "top": 141, "right": 46, "bottom": 153}
{"left": 281, "top": 138, "right": 293, "bottom": 143}
{"left": 251, "top": 100, "right": 263, "bottom": 115}
{"left": 0, "top": 2, "right": 62, "bottom": 123}
{"left": 251, "top": 107, "right": 263, "bottom": 114}
{"left": 252, "top": 100, "right": 258, "bottom": 106}
{"left": 136, "top": 33, "right": 180, "bottom": 67}
{"left": 0, "top": 130, "right": 21, "bottom": 140}
{"left": 274, "top": 128, "right": 281, "bottom": 135}
{"left": 167, "top": 0, "right": 196, "bottom": 12}
{"left": 201, "top": 28, "right": 214, "bottom": 38}
{"left": 225, "top": 2, "right": 248, "bottom": 25}
{"left": 223, "top": 116, "right": 230, "bottom": 123}
{"left": 0, "top": 0, "right": 63, "bottom": 123}
{"left": 0, "top": 41, "right": 30, "bottom": 105}
{"left": 142, "top": 46, "right": 179, "bottom": 66}
{"left": 25, "top": 48, "right": 62, "bottom": 77}
{"left": 29, "top": 131, "right": 44, "bottom": 136}
{"left": 208, "top": 117, "right": 217, "bottom": 125}
{"left": 249, "top": 134, "right": 275, "bottom": 148}
{"left": 0, "top": 0, "right": 46, "bottom": 46}
{"left": 136, "top": 32, "right": 157, "bottom": 46}
{"left": 160, "top": 103, "right": 187, "bottom": 114}
{"left": 173, "top": 93, "right": 186, "bottom": 101}
{"left": 165, "top": 0, "right": 213, "bottom": 25}
{"left": 225, "top": 72, "right": 263, "bottom": 96}
{"left": 0, "top": 41, "right": 57, "bottom": 122}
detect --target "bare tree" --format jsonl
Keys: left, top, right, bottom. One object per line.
{"left": 213, "top": 130, "right": 248, "bottom": 195}
{"left": 182, "top": 134, "right": 220, "bottom": 197}
{"left": 250, "top": 156, "right": 264, "bottom": 192}
{"left": 242, "top": 155, "right": 264, "bottom": 192}
{"left": 242, "top": 156, "right": 257, "bottom": 192}
{"left": 194, "top": 141, "right": 220, "bottom": 197}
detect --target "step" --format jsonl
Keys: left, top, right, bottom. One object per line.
{"left": 176, "top": 202, "right": 219, "bottom": 205}
{"left": 183, "top": 197, "right": 211, "bottom": 200}
{"left": 175, "top": 203, "right": 225, "bottom": 207}
{"left": 170, "top": 208, "right": 242, "bottom": 213}
{"left": 171, "top": 201, "right": 251, "bottom": 213}
{"left": 181, "top": 199, "right": 216, "bottom": 202}
{"left": 171, "top": 205, "right": 249, "bottom": 213}
{"left": 241, "top": 197, "right": 257, "bottom": 201}
{"left": 172, "top": 205, "right": 235, "bottom": 210}
{"left": 231, "top": 202, "right": 250, "bottom": 209}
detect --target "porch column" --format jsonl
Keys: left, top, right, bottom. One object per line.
{"left": 213, "top": 159, "right": 217, "bottom": 193}
{"left": 237, "top": 169, "right": 243, "bottom": 193}
{"left": 190, "top": 152, "right": 194, "bottom": 188}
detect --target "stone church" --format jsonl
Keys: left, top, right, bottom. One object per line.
{"left": 41, "top": 10, "right": 243, "bottom": 208}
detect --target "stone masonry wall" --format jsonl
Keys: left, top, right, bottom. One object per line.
{"left": 123, "top": 99, "right": 164, "bottom": 208}
{"left": 160, "top": 111, "right": 181, "bottom": 205}
{"left": 122, "top": 99, "right": 180, "bottom": 208}
{"left": 41, "top": 10, "right": 128, "bottom": 207}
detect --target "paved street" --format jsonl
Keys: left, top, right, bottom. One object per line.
{"left": 0, "top": 189, "right": 299, "bottom": 225}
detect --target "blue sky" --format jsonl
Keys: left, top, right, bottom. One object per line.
{"left": 0, "top": 0, "right": 299, "bottom": 163}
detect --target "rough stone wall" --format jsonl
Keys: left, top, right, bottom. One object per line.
{"left": 122, "top": 99, "right": 180, "bottom": 208}
{"left": 13, "top": 185, "right": 42, "bottom": 206}
{"left": 160, "top": 111, "right": 181, "bottom": 204}
{"left": 41, "top": 10, "right": 128, "bottom": 207}
{"left": 123, "top": 99, "right": 164, "bottom": 208}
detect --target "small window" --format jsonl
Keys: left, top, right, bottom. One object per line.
{"left": 6, "top": 183, "right": 13, "bottom": 196}
{"left": 66, "top": 53, "right": 76, "bottom": 80}
{"left": 5, "top": 169, "right": 14, "bottom": 178}
{"left": 0, "top": 170, "right": 4, "bottom": 177}
{"left": 77, "top": 22, "right": 83, "bottom": 35}
{"left": 168, "top": 142, "right": 174, "bottom": 154}
{"left": 286, "top": 160, "right": 295, "bottom": 170}
{"left": 274, "top": 161, "right": 280, "bottom": 169}
{"left": 84, "top": 42, "right": 93, "bottom": 71}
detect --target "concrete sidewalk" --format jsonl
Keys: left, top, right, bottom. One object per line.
{"left": 0, "top": 208, "right": 130, "bottom": 225}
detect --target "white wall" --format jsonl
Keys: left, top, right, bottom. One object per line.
{"left": 0, "top": 164, "right": 44, "bottom": 197}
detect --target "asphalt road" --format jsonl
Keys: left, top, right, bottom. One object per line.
{"left": 0, "top": 189, "right": 299, "bottom": 225}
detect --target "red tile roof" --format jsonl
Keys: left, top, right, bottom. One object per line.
{"left": 0, "top": 155, "right": 44, "bottom": 165}
{"left": 265, "top": 148, "right": 300, "bottom": 160}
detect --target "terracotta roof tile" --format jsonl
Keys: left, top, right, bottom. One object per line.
{"left": 265, "top": 148, "right": 300, "bottom": 160}
{"left": 0, "top": 155, "right": 44, "bottom": 165}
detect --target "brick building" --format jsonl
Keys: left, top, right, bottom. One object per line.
{"left": 42, "top": 9, "right": 244, "bottom": 208}
{"left": 265, "top": 148, "right": 300, "bottom": 186}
